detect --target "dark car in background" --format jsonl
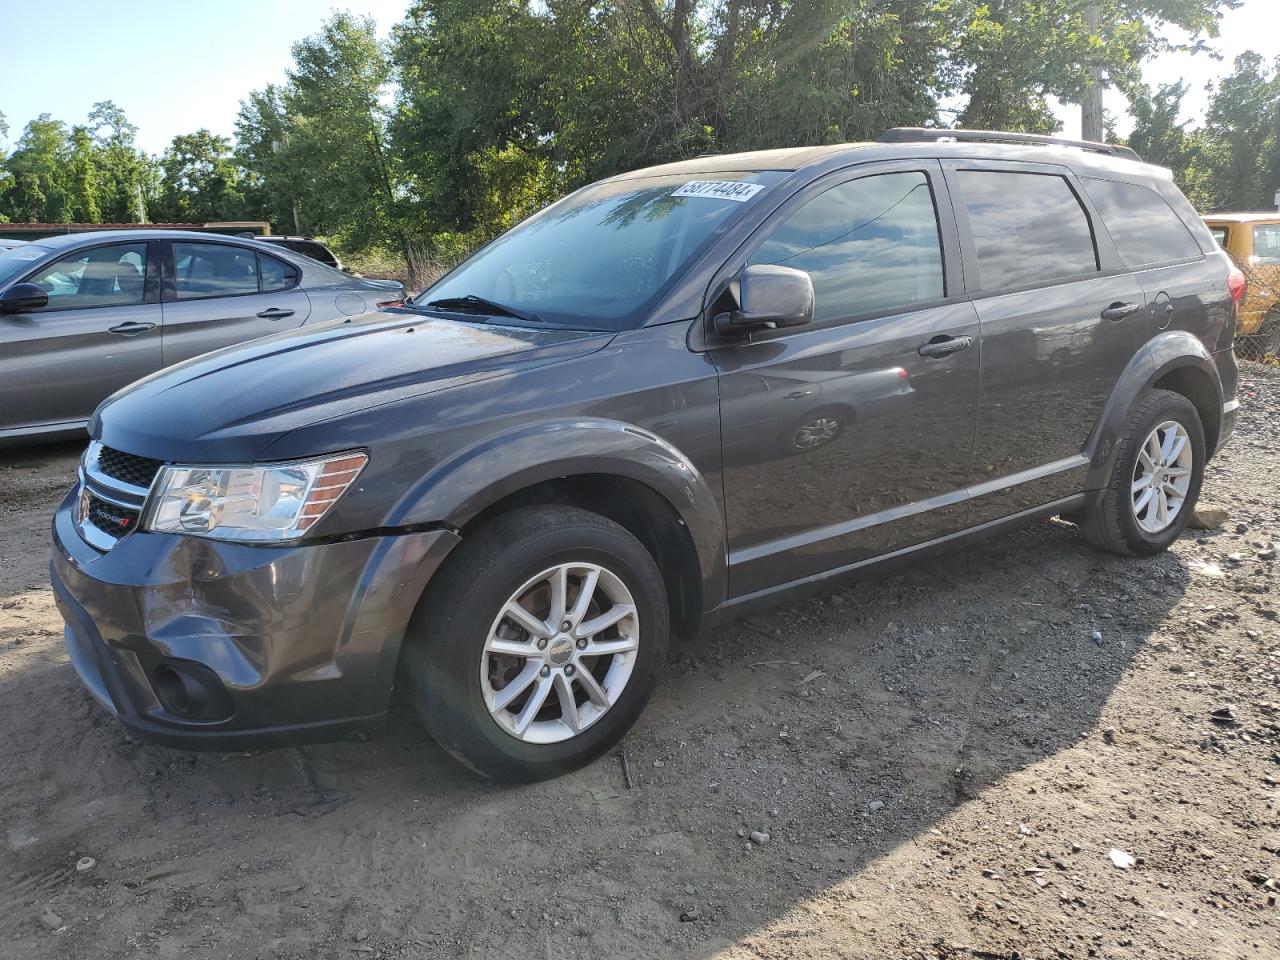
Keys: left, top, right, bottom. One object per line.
{"left": 252, "top": 235, "right": 345, "bottom": 272}
{"left": 52, "top": 130, "right": 1240, "bottom": 781}
{"left": 0, "top": 230, "right": 404, "bottom": 443}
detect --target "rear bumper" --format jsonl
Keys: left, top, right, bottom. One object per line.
{"left": 51, "top": 487, "right": 459, "bottom": 750}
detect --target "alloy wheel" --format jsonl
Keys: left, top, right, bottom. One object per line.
{"left": 1131, "top": 420, "right": 1193, "bottom": 534}
{"left": 481, "top": 562, "right": 639, "bottom": 744}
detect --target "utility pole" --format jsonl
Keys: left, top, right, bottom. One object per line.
{"left": 1081, "top": 5, "right": 1105, "bottom": 142}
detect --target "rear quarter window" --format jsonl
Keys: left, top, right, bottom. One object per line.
{"left": 1082, "top": 178, "right": 1203, "bottom": 267}
{"left": 259, "top": 254, "right": 300, "bottom": 292}
{"left": 956, "top": 170, "right": 1098, "bottom": 291}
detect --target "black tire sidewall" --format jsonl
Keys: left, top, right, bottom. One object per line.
{"left": 411, "top": 512, "right": 668, "bottom": 780}
{"left": 1113, "top": 393, "right": 1205, "bottom": 555}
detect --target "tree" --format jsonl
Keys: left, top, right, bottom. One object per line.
{"left": 89, "top": 100, "right": 148, "bottom": 221}
{"left": 235, "top": 85, "right": 300, "bottom": 231}
{"left": 154, "top": 130, "right": 245, "bottom": 223}
{"left": 1122, "top": 52, "right": 1280, "bottom": 213}
{"left": 65, "top": 126, "right": 102, "bottom": 222}
{"left": 391, "top": 0, "right": 963, "bottom": 242}
{"left": 1, "top": 115, "right": 72, "bottom": 222}
{"left": 956, "top": 0, "right": 1238, "bottom": 134}
{"left": 1201, "top": 52, "right": 1280, "bottom": 210}
{"left": 0, "top": 110, "right": 11, "bottom": 222}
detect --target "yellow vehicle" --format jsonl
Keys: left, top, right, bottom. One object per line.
{"left": 1204, "top": 213, "right": 1280, "bottom": 354}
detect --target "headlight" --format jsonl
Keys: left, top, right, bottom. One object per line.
{"left": 143, "top": 451, "right": 367, "bottom": 542}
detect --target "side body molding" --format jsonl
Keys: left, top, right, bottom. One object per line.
{"left": 1083, "top": 330, "right": 1224, "bottom": 492}
{"left": 386, "top": 417, "right": 728, "bottom": 607}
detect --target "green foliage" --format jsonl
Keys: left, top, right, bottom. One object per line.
{"left": 256, "top": 13, "right": 414, "bottom": 258}
{"left": 955, "top": 0, "right": 1238, "bottom": 134}
{"left": 4, "top": 115, "right": 72, "bottom": 223}
{"left": 88, "top": 100, "right": 149, "bottom": 222}
{"left": 153, "top": 130, "right": 246, "bottom": 223}
{"left": 1126, "top": 52, "right": 1280, "bottom": 212}
{"left": 2, "top": 1, "right": 1275, "bottom": 257}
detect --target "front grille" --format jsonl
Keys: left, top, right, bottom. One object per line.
{"left": 97, "top": 446, "right": 163, "bottom": 489}
{"left": 86, "top": 494, "right": 141, "bottom": 537}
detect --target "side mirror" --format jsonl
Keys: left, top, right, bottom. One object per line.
{"left": 0, "top": 282, "right": 49, "bottom": 314}
{"left": 714, "top": 264, "right": 814, "bottom": 336}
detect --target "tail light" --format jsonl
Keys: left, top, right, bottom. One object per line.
{"left": 1227, "top": 265, "right": 1246, "bottom": 307}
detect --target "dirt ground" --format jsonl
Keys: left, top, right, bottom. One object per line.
{"left": 2, "top": 369, "right": 1279, "bottom": 960}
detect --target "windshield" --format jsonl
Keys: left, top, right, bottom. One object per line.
{"left": 0, "top": 243, "right": 53, "bottom": 287}
{"left": 419, "top": 171, "right": 784, "bottom": 329}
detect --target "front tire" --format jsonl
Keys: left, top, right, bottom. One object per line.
{"left": 401, "top": 506, "right": 669, "bottom": 781}
{"left": 1079, "top": 389, "right": 1205, "bottom": 556}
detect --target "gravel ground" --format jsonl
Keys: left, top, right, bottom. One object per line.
{"left": 1, "top": 367, "right": 1278, "bottom": 960}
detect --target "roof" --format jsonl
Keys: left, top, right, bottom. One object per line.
{"left": 0, "top": 221, "right": 269, "bottom": 232}
{"left": 1203, "top": 212, "right": 1280, "bottom": 223}
{"left": 610, "top": 138, "right": 1169, "bottom": 183}
{"left": 31, "top": 228, "right": 245, "bottom": 249}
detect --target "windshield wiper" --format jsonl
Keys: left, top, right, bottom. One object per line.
{"left": 421, "top": 294, "right": 542, "bottom": 324}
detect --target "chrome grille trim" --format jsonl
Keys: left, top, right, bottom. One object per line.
{"left": 76, "top": 441, "right": 162, "bottom": 551}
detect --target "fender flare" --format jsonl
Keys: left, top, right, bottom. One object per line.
{"left": 385, "top": 416, "right": 728, "bottom": 606}
{"left": 1083, "top": 330, "right": 1224, "bottom": 491}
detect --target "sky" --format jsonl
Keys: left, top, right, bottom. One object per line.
{"left": 0, "top": 0, "right": 409, "bottom": 154}
{"left": 0, "top": 0, "right": 1277, "bottom": 156}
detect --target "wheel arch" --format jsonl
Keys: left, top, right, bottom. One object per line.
{"left": 1084, "top": 331, "right": 1224, "bottom": 491}
{"left": 389, "top": 417, "right": 726, "bottom": 640}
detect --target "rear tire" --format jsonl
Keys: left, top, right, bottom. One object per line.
{"left": 1079, "top": 389, "right": 1205, "bottom": 556}
{"left": 401, "top": 505, "right": 669, "bottom": 781}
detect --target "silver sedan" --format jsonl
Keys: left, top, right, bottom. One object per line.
{"left": 0, "top": 230, "right": 405, "bottom": 444}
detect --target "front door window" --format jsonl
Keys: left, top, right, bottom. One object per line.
{"left": 27, "top": 243, "right": 148, "bottom": 310}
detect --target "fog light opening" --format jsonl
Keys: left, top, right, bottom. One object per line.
{"left": 150, "top": 661, "right": 237, "bottom": 721}
{"left": 152, "top": 665, "right": 194, "bottom": 716}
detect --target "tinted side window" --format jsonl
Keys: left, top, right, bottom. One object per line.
{"left": 957, "top": 171, "right": 1098, "bottom": 290}
{"left": 295, "top": 241, "right": 338, "bottom": 267}
{"left": 27, "top": 243, "right": 148, "bottom": 309}
{"left": 173, "top": 242, "right": 258, "bottom": 299}
{"left": 1253, "top": 224, "right": 1280, "bottom": 265}
{"left": 1082, "top": 178, "right": 1202, "bottom": 267}
{"left": 259, "top": 254, "right": 300, "bottom": 292}
{"left": 749, "top": 171, "right": 945, "bottom": 324}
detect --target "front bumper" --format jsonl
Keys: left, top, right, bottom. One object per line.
{"left": 51, "top": 487, "right": 458, "bottom": 750}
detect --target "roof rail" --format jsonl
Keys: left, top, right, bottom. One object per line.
{"left": 876, "top": 127, "right": 1140, "bottom": 161}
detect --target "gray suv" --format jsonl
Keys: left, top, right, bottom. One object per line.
{"left": 51, "top": 130, "right": 1242, "bottom": 780}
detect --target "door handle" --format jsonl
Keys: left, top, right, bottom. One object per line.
{"left": 917, "top": 335, "right": 973, "bottom": 358}
{"left": 1101, "top": 302, "right": 1142, "bottom": 322}
{"left": 257, "top": 308, "right": 295, "bottom": 320}
{"left": 108, "top": 321, "right": 156, "bottom": 337}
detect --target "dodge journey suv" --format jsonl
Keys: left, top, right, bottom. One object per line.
{"left": 52, "top": 129, "right": 1241, "bottom": 780}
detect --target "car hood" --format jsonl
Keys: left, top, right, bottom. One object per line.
{"left": 93, "top": 311, "right": 614, "bottom": 462}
